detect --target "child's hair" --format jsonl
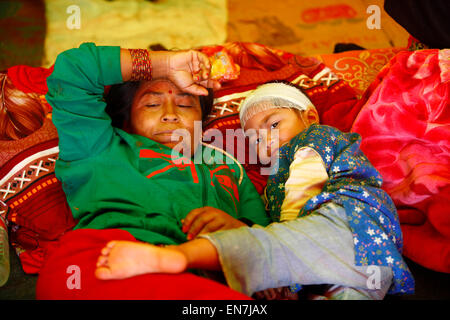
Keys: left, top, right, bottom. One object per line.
{"left": 105, "top": 82, "right": 214, "bottom": 129}
{"left": 0, "top": 73, "right": 47, "bottom": 140}
{"left": 239, "top": 81, "right": 316, "bottom": 128}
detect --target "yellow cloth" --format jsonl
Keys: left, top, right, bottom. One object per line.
{"left": 43, "top": 0, "right": 227, "bottom": 67}
{"left": 279, "top": 147, "right": 328, "bottom": 221}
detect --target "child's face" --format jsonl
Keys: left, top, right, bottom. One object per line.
{"left": 244, "top": 107, "right": 314, "bottom": 163}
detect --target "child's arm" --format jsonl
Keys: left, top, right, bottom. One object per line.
{"left": 277, "top": 146, "right": 328, "bottom": 221}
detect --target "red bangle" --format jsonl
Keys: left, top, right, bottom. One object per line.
{"left": 129, "top": 49, "right": 152, "bottom": 81}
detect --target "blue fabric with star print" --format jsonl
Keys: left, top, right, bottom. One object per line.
{"left": 266, "top": 124, "right": 414, "bottom": 295}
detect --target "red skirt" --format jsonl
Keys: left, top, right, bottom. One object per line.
{"left": 36, "top": 228, "right": 250, "bottom": 300}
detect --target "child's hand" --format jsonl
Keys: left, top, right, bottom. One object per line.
{"left": 182, "top": 206, "right": 247, "bottom": 240}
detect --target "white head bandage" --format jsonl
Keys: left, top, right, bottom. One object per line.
{"left": 239, "top": 82, "right": 315, "bottom": 128}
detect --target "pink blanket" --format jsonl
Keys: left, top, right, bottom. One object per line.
{"left": 352, "top": 49, "right": 450, "bottom": 273}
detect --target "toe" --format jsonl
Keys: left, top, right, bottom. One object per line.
{"left": 95, "top": 266, "right": 112, "bottom": 280}
{"left": 96, "top": 255, "right": 108, "bottom": 267}
{"left": 101, "top": 246, "right": 110, "bottom": 256}
{"left": 100, "top": 241, "right": 117, "bottom": 255}
{"left": 106, "top": 241, "right": 117, "bottom": 248}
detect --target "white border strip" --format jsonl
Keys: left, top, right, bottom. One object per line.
{"left": 0, "top": 146, "right": 59, "bottom": 186}
{"left": 312, "top": 67, "right": 332, "bottom": 82}
{"left": 213, "top": 91, "right": 252, "bottom": 104}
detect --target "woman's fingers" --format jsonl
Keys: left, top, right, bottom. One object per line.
{"left": 183, "top": 207, "right": 215, "bottom": 238}
{"left": 182, "top": 208, "right": 204, "bottom": 233}
{"left": 182, "top": 83, "right": 209, "bottom": 96}
{"left": 189, "top": 50, "right": 211, "bottom": 79}
{"left": 199, "top": 79, "right": 221, "bottom": 90}
{"left": 186, "top": 211, "right": 216, "bottom": 239}
{"left": 197, "top": 219, "right": 225, "bottom": 236}
{"left": 190, "top": 52, "right": 202, "bottom": 75}
{"left": 168, "top": 50, "right": 220, "bottom": 95}
{"left": 195, "top": 50, "right": 211, "bottom": 73}
{"left": 188, "top": 51, "right": 217, "bottom": 88}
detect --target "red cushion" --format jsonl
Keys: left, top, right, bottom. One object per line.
{"left": 1, "top": 117, "right": 76, "bottom": 274}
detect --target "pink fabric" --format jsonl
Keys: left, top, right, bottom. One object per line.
{"left": 352, "top": 49, "right": 450, "bottom": 273}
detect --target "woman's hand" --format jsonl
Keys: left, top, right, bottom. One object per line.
{"left": 166, "top": 50, "right": 221, "bottom": 96}
{"left": 182, "top": 206, "right": 247, "bottom": 240}
{"left": 121, "top": 48, "right": 220, "bottom": 96}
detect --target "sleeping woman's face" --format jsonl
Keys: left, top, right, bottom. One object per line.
{"left": 127, "top": 79, "right": 203, "bottom": 155}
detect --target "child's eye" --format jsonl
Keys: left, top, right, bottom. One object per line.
{"left": 254, "top": 137, "right": 262, "bottom": 145}
{"left": 270, "top": 121, "right": 279, "bottom": 129}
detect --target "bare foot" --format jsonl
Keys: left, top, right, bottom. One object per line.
{"left": 95, "top": 240, "right": 188, "bottom": 280}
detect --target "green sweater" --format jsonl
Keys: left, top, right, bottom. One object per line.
{"left": 46, "top": 43, "right": 270, "bottom": 245}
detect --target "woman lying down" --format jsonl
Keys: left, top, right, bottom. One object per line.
{"left": 37, "top": 42, "right": 270, "bottom": 299}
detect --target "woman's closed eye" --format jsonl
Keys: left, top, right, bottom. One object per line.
{"left": 177, "top": 104, "right": 193, "bottom": 108}
{"left": 145, "top": 104, "right": 160, "bottom": 108}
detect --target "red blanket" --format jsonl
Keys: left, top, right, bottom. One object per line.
{"left": 352, "top": 49, "right": 450, "bottom": 273}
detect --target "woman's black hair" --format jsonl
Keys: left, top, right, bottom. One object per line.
{"left": 104, "top": 82, "right": 214, "bottom": 129}
{"left": 105, "top": 82, "right": 140, "bottom": 128}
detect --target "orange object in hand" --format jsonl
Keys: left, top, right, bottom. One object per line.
{"left": 208, "top": 49, "right": 240, "bottom": 83}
